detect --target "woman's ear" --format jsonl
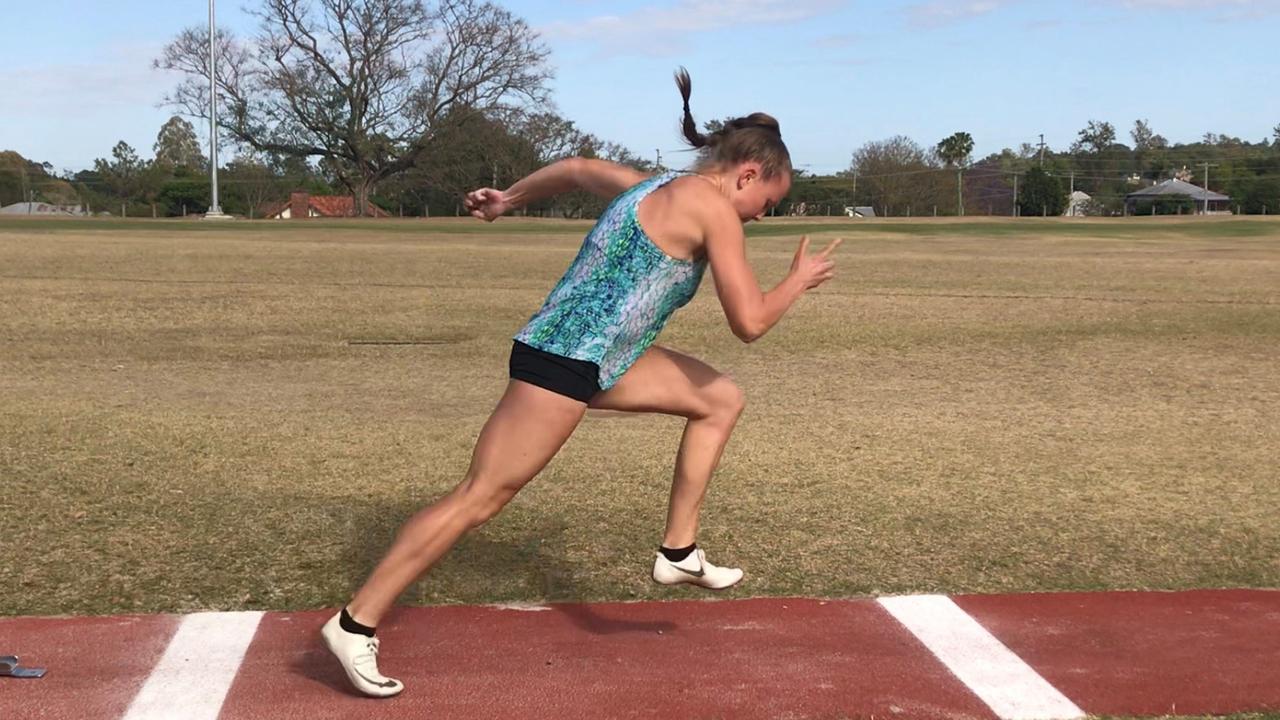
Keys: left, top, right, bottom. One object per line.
{"left": 737, "top": 162, "right": 763, "bottom": 189}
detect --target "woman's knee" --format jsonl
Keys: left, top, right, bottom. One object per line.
{"left": 457, "top": 475, "right": 519, "bottom": 527}
{"left": 702, "top": 377, "right": 746, "bottom": 424}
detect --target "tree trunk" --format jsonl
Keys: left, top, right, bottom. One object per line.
{"left": 355, "top": 176, "right": 377, "bottom": 218}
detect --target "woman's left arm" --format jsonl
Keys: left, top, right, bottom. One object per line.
{"left": 464, "top": 158, "right": 650, "bottom": 221}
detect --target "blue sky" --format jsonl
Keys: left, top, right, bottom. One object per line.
{"left": 3, "top": 0, "right": 1278, "bottom": 175}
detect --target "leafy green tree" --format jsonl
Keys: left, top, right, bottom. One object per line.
{"left": 154, "top": 116, "right": 206, "bottom": 172}
{"left": 1130, "top": 119, "right": 1167, "bottom": 151}
{"left": 157, "top": 178, "right": 210, "bottom": 216}
{"left": 1070, "top": 120, "right": 1117, "bottom": 154}
{"left": 1017, "top": 167, "right": 1067, "bottom": 216}
{"left": 701, "top": 117, "right": 739, "bottom": 135}
{"left": 0, "top": 151, "right": 36, "bottom": 205}
{"left": 395, "top": 107, "right": 541, "bottom": 217}
{"left": 0, "top": 151, "right": 79, "bottom": 206}
{"left": 93, "top": 141, "right": 147, "bottom": 212}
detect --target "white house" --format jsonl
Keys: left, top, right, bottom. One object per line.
{"left": 0, "top": 202, "right": 86, "bottom": 216}
{"left": 1063, "top": 191, "right": 1093, "bottom": 217}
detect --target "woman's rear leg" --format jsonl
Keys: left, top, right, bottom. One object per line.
{"left": 346, "top": 380, "right": 588, "bottom": 626}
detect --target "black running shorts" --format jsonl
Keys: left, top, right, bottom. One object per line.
{"left": 509, "top": 340, "right": 602, "bottom": 403}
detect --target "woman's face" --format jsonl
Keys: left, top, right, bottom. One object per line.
{"left": 730, "top": 164, "right": 791, "bottom": 223}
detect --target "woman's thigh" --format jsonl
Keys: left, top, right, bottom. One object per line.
{"left": 588, "top": 345, "right": 738, "bottom": 419}
{"left": 465, "top": 380, "right": 588, "bottom": 491}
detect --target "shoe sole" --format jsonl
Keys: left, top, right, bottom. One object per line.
{"left": 652, "top": 572, "right": 744, "bottom": 591}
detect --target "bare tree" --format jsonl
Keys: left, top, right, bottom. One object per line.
{"left": 516, "top": 110, "right": 591, "bottom": 164}
{"left": 848, "top": 136, "right": 942, "bottom": 216}
{"left": 156, "top": 0, "right": 552, "bottom": 215}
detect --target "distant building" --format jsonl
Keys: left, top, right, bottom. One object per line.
{"left": 263, "top": 191, "right": 390, "bottom": 219}
{"left": 844, "top": 206, "right": 876, "bottom": 218}
{"left": 0, "top": 202, "right": 87, "bottom": 216}
{"left": 1064, "top": 191, "right": 1094, "bottom": 217}
{"left": 1124, "top": 179, "right": 1230, "bottom": 215}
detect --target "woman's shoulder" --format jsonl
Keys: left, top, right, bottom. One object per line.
{"left": 638, "top": 174, "right": 737, "bottom": 245}
{"left": 661, "top": 175, "right": 736, "bottom": 222}
{"left": 660, "top": 174, "right": 728, "bottom": 206}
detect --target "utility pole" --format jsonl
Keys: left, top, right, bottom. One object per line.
{"left": 1012, "top": 171, "right": 1020, "bottom": 217}
{"left": 655, "top": 149, "right": 662, "bottom": 171}
{"left": 204, "top": 0, "right": 230, "bottom": 220}
{"left": 1038, "top": 134, "right": 1046, "bottom": 167}
{"left": 957, "top": 167, "right": 964, "bottom": 217}
{"left": 1198, "top": 162, "right": 1219, "bottom": 216}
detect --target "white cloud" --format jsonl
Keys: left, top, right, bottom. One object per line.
{"left": 1120, "top": 0, "right": 1276, "bottom": 6}
{"left": 541, "top": 0, "right": 846, "bottom": 56}
{"left": 1, "top": 43, "right": 186, "bottom": 169}
{"left": 814, "top": 33, "right": 864, "bottom": 49}
{"left": 7, "top": 43, "right": 178, "bottom": 116}
{"left": 1117, "top": 0, "right": 1280, "bottom": 17}
{"left": 904, "top": 1, "right": 1009, "bottom": 28}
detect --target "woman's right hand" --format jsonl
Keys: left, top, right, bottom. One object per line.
{"left": 463, "top": 187, "right": 512, "bottom": 222}
{"left": 789, "top": 236, "right": 843, "bottom": 290}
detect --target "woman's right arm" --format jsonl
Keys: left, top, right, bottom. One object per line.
{"left": 464, "top": 158, "right": 649, "bottom": 221}
{"left": 703, "top": 203, "right": 841, "bottom": 343}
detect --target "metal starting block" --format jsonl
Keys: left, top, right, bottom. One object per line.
{"left": 1, "top": 655, "right": 46, "bottom": 678}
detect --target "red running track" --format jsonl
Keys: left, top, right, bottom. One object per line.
{"left": 1, "top": 590, "right": 1277, "bottom": 720}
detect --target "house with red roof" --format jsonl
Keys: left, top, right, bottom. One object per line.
{"left": 264, "top": 191, "right": 390, "bottom": 219}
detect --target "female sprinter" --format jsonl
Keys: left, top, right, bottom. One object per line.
{"left": 322, "top": 69, "right": 841, "bottom": 697}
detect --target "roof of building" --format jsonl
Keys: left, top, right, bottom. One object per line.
{"left": 1125, "top": 179, "right": 1229, "bottom": 201}
{"left": 308, "top": 195, "right": 390, "bottom": 217}
{"left": 263, "top": 194, "right": 390, "bottom": 218}
{"left": 0, "top": 202, "right": 86, "bottom": 215}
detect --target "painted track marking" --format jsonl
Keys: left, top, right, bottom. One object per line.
{"left": 878, "top": 595, "right": 1085, "bottom": 720}
{"left": 121, "top": 611, "right": 264, "bottom": 720}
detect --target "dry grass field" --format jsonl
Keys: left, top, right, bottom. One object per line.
{"left": 2, "top": 215, "right": 1277, "bottom": 616}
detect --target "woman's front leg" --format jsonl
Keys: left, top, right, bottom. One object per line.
{"left": 589, "top": 345, "right": 746, "bottom": 548}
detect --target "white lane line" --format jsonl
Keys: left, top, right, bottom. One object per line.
{"left": 122, "top": 611, "right": 264, "bottom": 720}
{"left": 877, "top": 595, "right": 1085, "bottom": 720}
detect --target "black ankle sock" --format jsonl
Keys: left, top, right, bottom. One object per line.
{"left": 660, "top": 543, "right": 696, "bottom": 562}
{"left": 340, "top": 607, "right": 376, "bottom": 637}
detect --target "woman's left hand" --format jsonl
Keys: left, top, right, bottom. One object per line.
{"left": 463, "top": 187, "right": 512, "bottom": 222}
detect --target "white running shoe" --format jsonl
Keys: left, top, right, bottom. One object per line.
{"left": 320, "top": 612, "right": 404, "bottom": 698}
{"left": 652, "top": 548, "right": 744, "bottom": 590}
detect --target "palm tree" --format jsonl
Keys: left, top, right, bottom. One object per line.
{"left": 937, "top": 132, "right": 975, "bottom": 216}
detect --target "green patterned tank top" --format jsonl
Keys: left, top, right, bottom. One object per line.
{"left": 514, "top": 172, "right": 707, "bottom": 389}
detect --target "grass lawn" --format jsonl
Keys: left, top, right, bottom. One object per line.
{"left": 2, "top": 215, "right": 1277, "bottom": 616}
